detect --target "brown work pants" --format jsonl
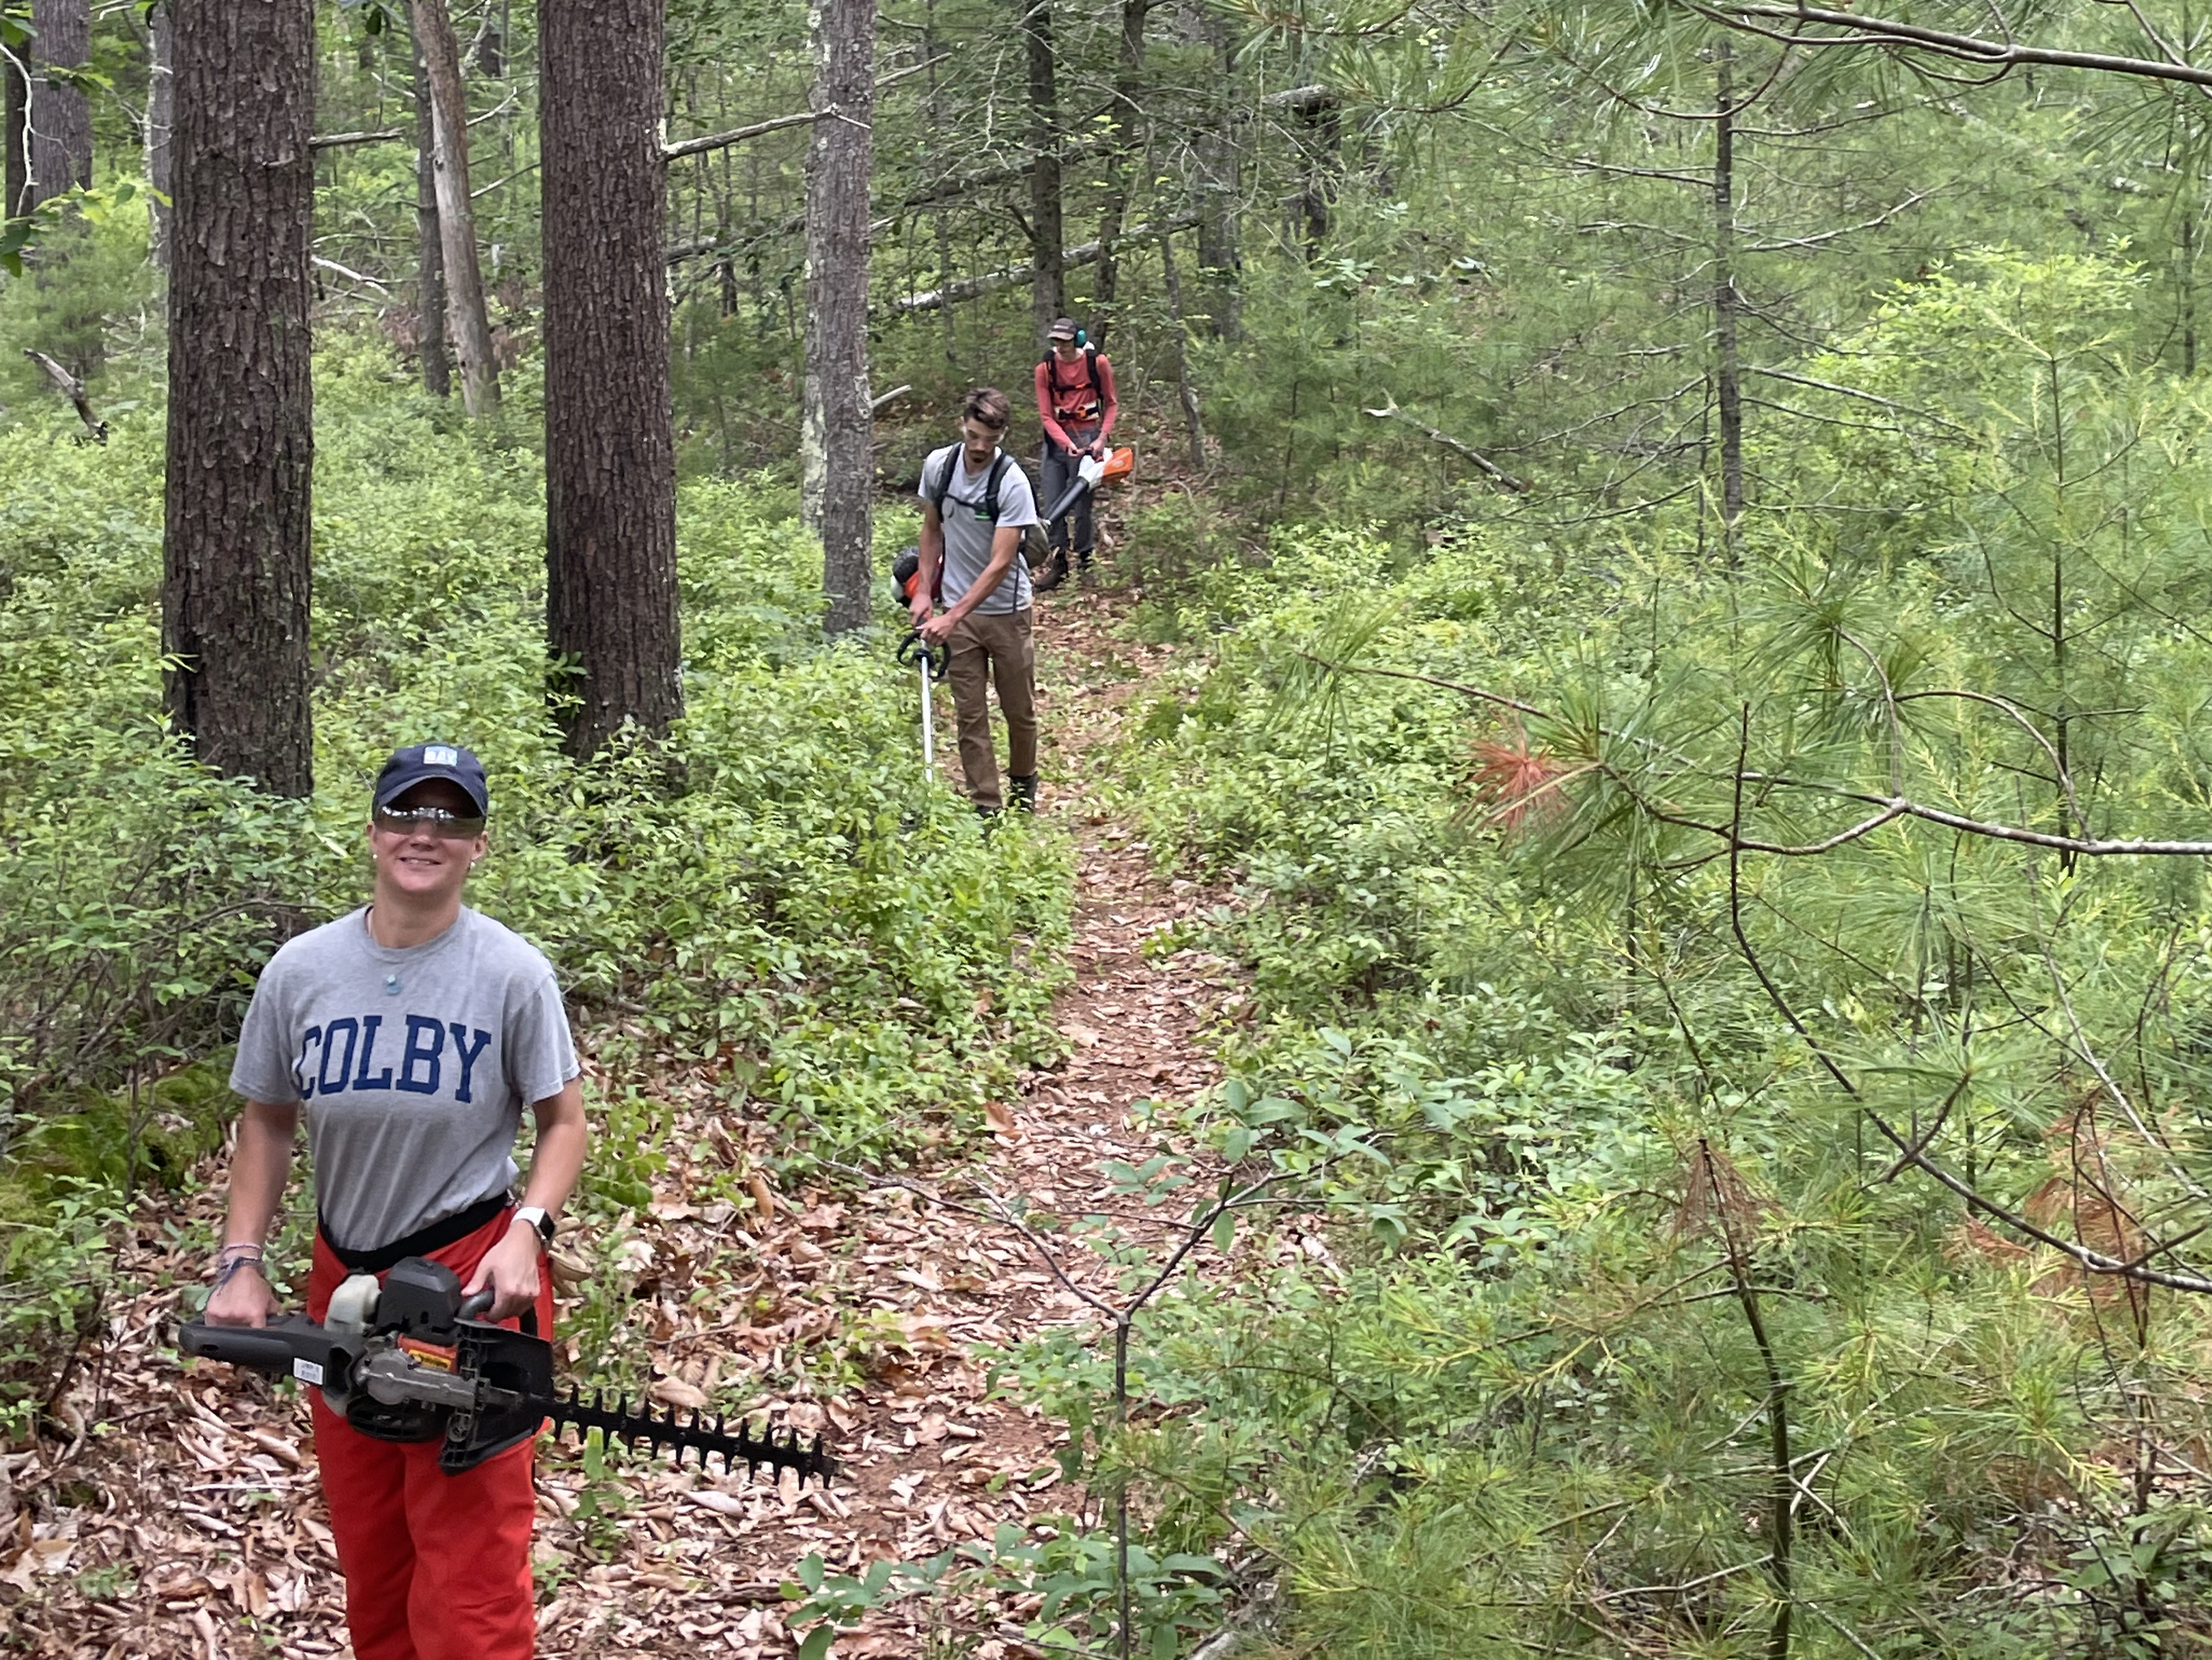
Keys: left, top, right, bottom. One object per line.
{"left": 947, "top": 607, "right": 1037, "bottom": 811}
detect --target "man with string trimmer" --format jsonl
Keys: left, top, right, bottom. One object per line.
{"left": 911, "top": 387, "right": 1043, "bottom": 816}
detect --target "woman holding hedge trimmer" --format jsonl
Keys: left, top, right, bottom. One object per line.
{"left": 205, "top": 742, "right": 588, "bottom": 1660}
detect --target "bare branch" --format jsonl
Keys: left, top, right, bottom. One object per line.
{"left": 308, "top": 129, "right": 401, "bottom": 150}
{"left": 1362, "top": 396, "right": 1530, "bottom": 492}
{"left": 1698, "top": 1, "right": 2212, "bottom": 89}
{"left": 22, "top": 350, "right": 105, "bottom": 442}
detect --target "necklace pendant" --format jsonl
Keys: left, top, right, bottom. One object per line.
{"left": 384, "top": 972, "right": 402, "bottom": 996}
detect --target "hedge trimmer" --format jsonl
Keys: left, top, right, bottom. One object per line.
{"left": 179, "top": 1256, "right": 837, "bottom": 1482}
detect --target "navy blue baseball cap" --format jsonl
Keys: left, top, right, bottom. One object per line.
{"left": 373, "top": 742, "right": 490, "bottom": 817}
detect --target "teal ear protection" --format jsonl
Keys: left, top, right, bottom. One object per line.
{"left": 1075, "top": 328, "right": 1088, "bottom": 349}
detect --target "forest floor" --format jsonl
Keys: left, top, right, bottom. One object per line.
{"left": 12, "top": 583, "right": 1243, "bottom": 1659}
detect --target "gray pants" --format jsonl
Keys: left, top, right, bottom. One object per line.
{"left": 1041, "top": 429, "right": 1100, "bottom": 559}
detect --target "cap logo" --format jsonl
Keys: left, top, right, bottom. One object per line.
{"left": 424, "top": 745, "right": 459, "bottom": 767}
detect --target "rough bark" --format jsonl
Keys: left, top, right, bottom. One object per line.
{"left": 4, "top": 39, "right": 26, "bottom": 219}
{"left": 1714, "top": 44, "right": 1744, "bottom": 542}
{"left": 1089, "top": 0, "right": 1150, "bottom": 333}
{"left": 1296, "top": 90, "right": 1340, "bottom": 259}
{"left": 162, "top": 0, "right": 315, "bottom": 798}
{"left": 27, "top": 0, "right": 90, "bottom": 208}
{"left": 800, "top": 0, "right": 877, "bottom": 636}
{"left": 541, "top": 0, "right": 682, "bottom": 760}
{"left": 1022, "top": 0, "right": 1064, "bottom": 334}
{"left": 411, "top": 20, "right": 451, "bottom": 397}
{"left": 1192, "top": 12, "right": 1240, "bottom": 337}
{"left": 411, "top": 0, "right": 498, "bottom": 414}
{"left": 146, "top": 2, "right": 173, "bottom": 267}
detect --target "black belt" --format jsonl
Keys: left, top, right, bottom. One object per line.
{"left": 320, "top": 1191, "right": 511, "bottom": 1273}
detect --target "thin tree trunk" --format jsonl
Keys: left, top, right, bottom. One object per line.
{"left": 162, "top": 0, "right": 315, "bottom": 798}
{"left": 1193, "top": 11, "right": 1239, "bottom": 337}
{"left": 1089, "top": 0, "right": 1150, "bottom": 334}
{"left": 2182, "top": 187, "right": 2199, "bottom": 376}
{"left": 1714, "top": 43, "right": 1744, "bottom": 544}
{"left": 27, "top": 0, "right": 90, "bottom": 208}
{"left": 1158, "top": 229, "right": 1204, "bottom": 470}
{"left": 411, "top": 0, "right": 498, "bottom": 415}
{"left": 411, "top": 20, "right": 451, "bottom": 397}
{"left": 1023, "top": 0, "right": 1064, "bottom": 335}
{"left": 801, "top": 0, "right": 877, "bottom": 636}
{"left": 476, "top": 0, "right": 506, "bottom": 78}
{"left": 4, "top": 35, "right": 27, "bottom": 219}
{"left": 1298, "top": 93, "right": 1340, "bottom": 259}
{"left": 542, "top": 0, "right": 682, "bottom": 761}
{"left": 146, "top": 2, "right": 174, "bottom": 268}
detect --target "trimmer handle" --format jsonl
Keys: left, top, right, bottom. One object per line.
{"left": 897, "top": 630, "right": 950, "bottom": 682}
{"left": 179, "top": 1313, "right": 349, "bottom": 1383}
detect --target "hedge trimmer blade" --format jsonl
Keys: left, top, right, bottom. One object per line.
{"left": 542, "top": 1388, "right": 839, "bottom": 1484}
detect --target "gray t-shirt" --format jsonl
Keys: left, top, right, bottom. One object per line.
{"left": 918, "top": 445, "right": 1038, "bottom": 615}
{"left": 230, "top": 905, "right": 580, "bottom": 1254}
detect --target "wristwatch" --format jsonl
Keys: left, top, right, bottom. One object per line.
{"left": 513, "top": 1205, "right": 555, "bottom": 1246}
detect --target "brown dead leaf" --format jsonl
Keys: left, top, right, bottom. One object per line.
{"left": 985, "top": 1100, "right": 1023, "bottom": 1144}
{"left": 649, "top": 1378, "right": 710, "bottom": 1411}
{"left": 749, "top": 1171, "right": 778, "bottom": 1221}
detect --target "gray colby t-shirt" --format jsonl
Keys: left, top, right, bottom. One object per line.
{"left": 919, "top": 444, "right": 1038, "bottom": 615}
{"left": 230, "top": 905, "right": 580, "bottom": 1254}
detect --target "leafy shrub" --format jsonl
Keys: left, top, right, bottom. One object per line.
{"left": 0, "top": 350, "right": 1071, "bottom": 1405}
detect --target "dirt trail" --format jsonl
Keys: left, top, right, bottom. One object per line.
{"left": 27, "top": 590, "right": 1235, "bottom": 1660}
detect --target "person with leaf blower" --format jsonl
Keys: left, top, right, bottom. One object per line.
{"left": 205, "top": 742, "right": 588, "bottom": 1660}
{"left": 913, "top": 387, "right": 1043, "bottom": 814}
{"left": 1033, "top": 316, "right": 1118, "bottom": 591}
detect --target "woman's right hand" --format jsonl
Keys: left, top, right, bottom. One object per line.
{"left": 204, "top": 1261, "right": 280, "bottom": 1327}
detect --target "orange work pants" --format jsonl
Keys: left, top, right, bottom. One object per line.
{"left": 305, "top": 1211, "right": 553, "bottom": 1660}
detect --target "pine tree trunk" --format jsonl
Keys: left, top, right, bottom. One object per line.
{"left": 161, "top": 0, "right": 315, "bottom": 798}
{"left": 1022, "top": 0, "right": 1064, "bottom": 335}
{"left": 1089, "top": 0, "right": 1149, "bottom": 334}
{"left": 146, "top": 2, "right": 174, "bottom": 268}
{"left": 541, "top": 0, "right": 682, "bottom": 761}
{"left": 4, "top": 40, "right": 27, "bottom": 219}
{"left": 1297, "top": 93, "right": 1340, "bottom": 260}
{"left": 27, "top": 0, "right": 90, "bottom": 207}
{"left": 411, "top": 20, "right": 451, "bottom": 397}
{"left": 1714, "top": 44, "right": 1744, "bottom": 543}
{"left": 801, "top": 0, "right": 877, "bottom": 635}
{"left": 411, "top": 0, "right": 498, "bottom": 415}
{"left": 1192, "top": 11, "right": 1240, "bottom": 338}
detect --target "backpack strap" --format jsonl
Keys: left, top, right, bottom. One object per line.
{"left": 927, "top": 448, "right": 1011, "bottom": 522}
{"left": 1041, "top": 348, "right": 1106, "bottom": 419}
{"left": 983, "top": 453, "right": 1011, "bottom": 523}
{"left": 925, "top": 447, "right": 956, "bottom": 516}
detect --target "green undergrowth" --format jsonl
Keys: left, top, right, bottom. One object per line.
{"left": 1033, "top": 252, "right": 2212, "bottom": 1656}
{"left": 0, "top": 342, "right": 1071, "bottom": 1431}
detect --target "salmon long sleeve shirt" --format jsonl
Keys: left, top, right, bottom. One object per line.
{"left": 1035, "top": 350, "right": 1119, "bottom": 451}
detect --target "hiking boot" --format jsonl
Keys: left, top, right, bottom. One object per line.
{"left": 1009, "top": 774, "right": 1038, "bottom": 813}
{"left": 1034, "top": 551, "right": 1070, "bottom": 593}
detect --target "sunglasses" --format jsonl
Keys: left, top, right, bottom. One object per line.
{"left": 373, "top": 806, "right": 487, "bottom": 839}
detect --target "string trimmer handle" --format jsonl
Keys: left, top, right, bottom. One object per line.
{"left": 897, "top": 630, "right": 951, "bottom": 682}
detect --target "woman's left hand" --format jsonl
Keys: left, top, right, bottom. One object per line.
{"left": 463, "top": 1220, "right": 544, "bottom": 1323}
